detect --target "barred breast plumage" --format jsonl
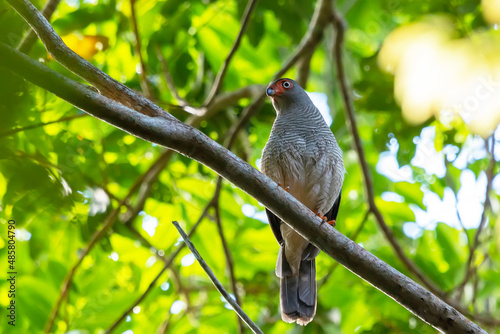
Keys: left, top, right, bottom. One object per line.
{"left": 261, "top": 78, "right": 344, "bottom": 326}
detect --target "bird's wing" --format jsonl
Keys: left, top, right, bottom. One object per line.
{"left": 326, "top": 189, "right": 342, "bottom": 222}
{"left": 265, "top": 208, "right": 283, "bottom": 246}
{"left": 303, "top": 134, "right": 344, "bottom": 214}
{"left": 301, "top": 190, "right": 341, "bottom": 261}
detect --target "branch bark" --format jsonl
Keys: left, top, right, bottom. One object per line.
{"left": 318, "top": 210, "right": 369, "bottom": 287}
{"left": 17, "top": 0, "right": 60, "bottom": 53}
{"left": 0, "top": 42, "right": 488, "bottom": 333}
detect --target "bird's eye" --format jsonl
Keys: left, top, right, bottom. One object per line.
{"left": 282, "top": 81, "right": 291, "bottom": 88}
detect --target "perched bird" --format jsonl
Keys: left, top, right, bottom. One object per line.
{"left": 261, "top": 78, "right": 344, "bottom": 325}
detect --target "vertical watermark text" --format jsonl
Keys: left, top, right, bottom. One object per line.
{"left": 6, "top": 220, "right": 16, "bottom": 327}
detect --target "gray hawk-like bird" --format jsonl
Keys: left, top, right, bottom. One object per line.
{"left": 261, "top": 78, "right": 344, "bottom": 325}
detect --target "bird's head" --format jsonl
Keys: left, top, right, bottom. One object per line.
{"left": 266, "top": 78, "right": 310, "bottom": 112}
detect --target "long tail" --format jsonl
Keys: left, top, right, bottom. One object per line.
{"left": 277, "top": 247, "right": 317, "bottom": 326}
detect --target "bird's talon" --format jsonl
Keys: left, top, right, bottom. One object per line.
{"left": 278, "top": 183, "right": 291, "bottom": 192}
{"left": 315, "top": 210, "right": 336, "bottom": 226}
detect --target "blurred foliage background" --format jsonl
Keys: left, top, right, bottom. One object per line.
{"left": 1, "top": 0, "right": 500, "bottom": 333}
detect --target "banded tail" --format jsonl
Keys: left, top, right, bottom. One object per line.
{"left": 276, "top": 247, "right": 317, "bottom": 326}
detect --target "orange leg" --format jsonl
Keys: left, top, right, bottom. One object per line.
{"left": 315, "top": 210, "right": 336, "bottom": 227}
{"left": 277, "top": 182, "right": 290, "bottom": 192}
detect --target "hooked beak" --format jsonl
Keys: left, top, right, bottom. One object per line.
{"left": 266, "top": 87, "right": 275, "bottom": 97}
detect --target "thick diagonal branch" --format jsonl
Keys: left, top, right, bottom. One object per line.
{"left": 8, "top": 0, "right": 170, "bottom": 117}
{"left": 0, "top": 42, "right": 487, "bottom": 333}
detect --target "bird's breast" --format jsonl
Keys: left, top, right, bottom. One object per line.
{"left": 262, "top": 133, "right": 320, "bottom": 210}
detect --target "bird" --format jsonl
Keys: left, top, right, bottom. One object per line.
{"left": 261, "top": 78, "right": 344, "bottom": 325}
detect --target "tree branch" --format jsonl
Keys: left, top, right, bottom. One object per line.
{"left": 454, "top": 138, "right": 495, "bottom": 298}
{"left": 295, "top": 48, "right": 315, "bottom": 89}
{"left": 318, "top": 210, "right": 369, "bottom": 287}
{"left": 125, "top": 224, "right": 192, "bottom": 310}
{"left": 0, "top": 42, "right": 488, "bottom": 333}
{"left": 213, "top": 181, "right": 245, "bottom": 334}
{"left": 330, "top": 8, "right": 445, "bottom": 298}
{"left": 203, "top": 84, "right": 263, "bottom": 119}
{"left": 155, "top": 44, "right": 190, "bottom": 108}
{"left": 8, "top": 0, "right": 170, "bottom": 118}
{"left": 329, "top": 8, "right": 500, "bottom": 328}
{"left": 204, "top": 0, "right": 258, "bottom": 106}
{"left": 173, "top": 221, "right": 263, "bottom": 334}
{"left": 130, "top": 0, "right": 152, "bottom": 99}
{"left": 156, "top": 308, "right": 176, "bottom": 334}
{"left": 17, "top": 0, "right": 60, "bottom": 54}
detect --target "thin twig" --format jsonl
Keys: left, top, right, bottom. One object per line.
{"left": 330, "top": 8, "right": 444, "bottom": 298}
{"left": 173, "top": 221, "right": 263, "bottom": 334}
{"left": 444, "top": 160, "right": 472, "bottom": 253}
{"left": 454, "top": 138, "right": 495, "bottom": 298}
{"left": 130, "top": 0, "right": 152, "bottom": 99}
{"left": 126, "top": 224, "right": 192, "bottom": 309}
{"left": 17, "top": 0, "right": 61, "bottom": 54}
{"left": 296, "top": 48, "right": 315, "bottom": 88}
{"left": 0, "top": 114, "right": 86, "bottom": 138}
{"left": 204, "top": 0, "right": 258, "bottom": 106}
{"left": 155, "top": 44, "right": 189, "bottom": 107}
{"left": 43, "top": 150, "right": 173, "bottom": 333}
{"left": 213, "top": 178, "right": 245, "bottom": 334}
{"left": 105, "top": 182, "right": 224, "bottom": 333}
{"left": 156, "top": 309, "right": 173, "bottom": 334}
